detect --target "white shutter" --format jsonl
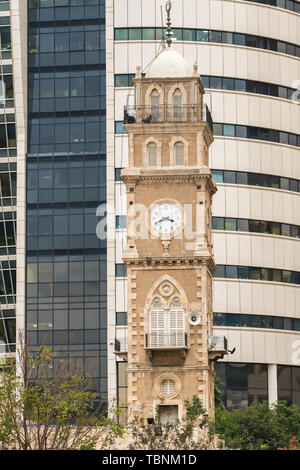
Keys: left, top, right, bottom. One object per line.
{"left": 161, "top": 379, "right": 175, "bottom": 396}
{"left": 169, "top": 299, "right": 184, "bottom": 346}
{"left": 150, "top": 299, "right": 165, "bottom": 347}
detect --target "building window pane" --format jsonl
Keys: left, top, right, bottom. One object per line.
{"left": 237, "top": 266, "right": 249, "bottom": 279}
{"left": 223, "top": 124, "right": 235, "bottom": 137}
{"left": 196, "top": 30, "right": 209, "bottom": 42}
{"left": 224, "top": 218, "right": 236, "bottom": 231}
{"left": 115, "top": 168, "right": 122, "bottom": 181}
{"left": 116, "top": 264, "right": 127, "bottom": 277}
{"left": 115, "top": 121, "right": 126, "bottom": 134}
{"left": 214, "top": 265, "right": 225, "bottom": 277}
{"left": 147, "top": 142, "right": 157, "bottom": 166}
{"left": 278, "top": 365, "right": 292, "bottom": 391}
{"left": 212, "top": 217, "right": 224, "bottom": 230}
{"left": 129, "top": 28, "right": 142, "bottom": 40}
{"left": 223, "top": 171, "right": 236, "bottom": 184}
{"left": 236, "top": 172, "right": 248, "bottom": 184}
{"left": 174, "top": 142, "right": 184, "bottom": 165}
{"left": 210, "top": 76, "right": 222, "bottom": 89}
{"left": 237, "top": 219, "right": 249, "bottom": 232}
{"left": 116, "top": 312, "right": 127, "bottom": 326}
{"left": 142, "top": 28, "right": 155, "bottom": 40}
{"left": 249, "top": 267, "right": 261, "bottom": 280}
{"left": 226, "top": 266, "right": 237, "bottom": 278}
{"left": 211, "top": 170, "right": 223, "bottom": 183}
{"left": 115, "top": 29, "right": 128, "bottom": 41}
{"left": 116, "top": 215, "right": 126, "bottom": 229}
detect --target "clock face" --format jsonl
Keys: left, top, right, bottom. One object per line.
{"left": 151, "top": 203, "right": 182, "bottom": 235}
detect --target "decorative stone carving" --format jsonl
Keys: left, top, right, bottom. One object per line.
{"left": 159, "top": 281, "right": 174, "bottom": 297}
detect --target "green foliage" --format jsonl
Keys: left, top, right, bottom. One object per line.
{"left": 215, "top": 401, "right": 300, "bottom": 450}
{"left": 0, "top": 345, "right": 124, "bottom": 450}
{"left": 129, "top": 396, "right": 214, "bottom": 450}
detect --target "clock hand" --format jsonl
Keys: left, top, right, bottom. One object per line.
{"left": 157, "top": 217, "right": 174, "bottom": 223}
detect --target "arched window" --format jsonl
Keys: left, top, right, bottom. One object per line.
{"left": 147, "top": 142, "right": 157, "bottom": 166}
{"left": 150, "top": 89, "right": 159, "bottom": 121}
{"left": 149, "top": 297, "right": 185, "bottom": 348}
{"left": 150, "top": 298, "right": 165, "bottom": 347}
{"left": 174, "top": 142, "right": 184, "bottom": 166}
{"left": 173, "top": 89, "right": 182, "bottom": 120}
{"left": 169, "top": 298, "right": 185, "bottom": 346}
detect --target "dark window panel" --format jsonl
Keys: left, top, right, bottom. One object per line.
{"left": 223, "top": 171, "right": 236, "bottom": 184}
{"left": 212, "top": 217, "right": 224, "bottom": 230}
{"left": 237, "top": 219, "right": 249, "bottom": 232}
{"left": 226, "top": 265, "right": 237, "bottom": 278}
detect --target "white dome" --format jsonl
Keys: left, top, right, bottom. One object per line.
{"left": 145, "top": 48, "right": 193, "bottom": 79}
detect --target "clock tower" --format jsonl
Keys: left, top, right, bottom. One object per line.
{"left": 119, "top": 20, "right": 228, "bottom": 424}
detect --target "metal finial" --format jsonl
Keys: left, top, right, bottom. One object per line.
{"left": 165, "top": 0, "right": 172, "bottom": 48}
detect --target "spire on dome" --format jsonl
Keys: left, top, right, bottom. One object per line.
{"left": 165, "top": 0, "right": 173, "bottom": 48}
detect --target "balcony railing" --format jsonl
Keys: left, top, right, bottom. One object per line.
{"left": 145, "top": 332, "right": 188, "bottom": 349}
{"left": 124, "top": 104, "right": 213, "bottom": 131}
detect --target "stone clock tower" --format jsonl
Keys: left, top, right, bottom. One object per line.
{"left": 120, "top": 39, "right": 228, "bottom": 423}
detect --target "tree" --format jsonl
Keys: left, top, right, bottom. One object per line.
{"left": 129, "top": 396, "right": 215, "bottom": 450}
{"left": 0, "top": 342, "right": 124, "bottom": 450}
{"left": 215, "top": 401, "right": 300, "bottom": 450}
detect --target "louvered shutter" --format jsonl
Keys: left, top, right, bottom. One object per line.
{"left": 150, "top": 299, "right": 165, "bottom": 347}
{"left": 161, "top": 379, "right": 175, "bottom": 396}
{"left": 169, "top": 299, "right": 184, "bottom": 346}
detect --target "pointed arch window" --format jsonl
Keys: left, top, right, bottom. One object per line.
{"left": 173, "top": 89, "right": 182, "bottom": 120}
{"left": 174, "top": 142, "right": 184, "bottom": 166}
{"left": 149, "top": 297, "right": 185, "bottom": 348}
{"left": 147, "top": 142, "right": 157, "bottom": 167}
{"left": 150, "top": 89, "right": 159, "bottom": 121}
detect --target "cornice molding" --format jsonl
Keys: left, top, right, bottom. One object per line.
{"left": 124, "top": 256, "right": 216, "bottom": 275}
{"left": 121, "top": 172, "right": 217, "bottom": 194}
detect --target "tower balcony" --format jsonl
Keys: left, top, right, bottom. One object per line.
{"left": 145, "top": 332, "right": 188, "bottom": 359}
{"left": 124, "top": 104, "right": 213, "bottom": 132}
{"left": 208, "top": 335, "right": 228, "bottom": 361}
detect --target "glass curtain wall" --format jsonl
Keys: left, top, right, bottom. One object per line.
{"left": 0, "top": 11, "right": 16, "bottom": 355}
{"left": 27, "top": 0, "right": 107, "bottom": 402}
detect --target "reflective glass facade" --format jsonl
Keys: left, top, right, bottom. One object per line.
{"left": 114, "top": 27, "right": 300, "bottom": 59}
{"left": 215, "top": 363, "right": 269, "bottom": 409}
{"left": 26, "top": 0, "right": 107, "bottom": 400}
{"left": 0, "top": 7, "right": 16, "bottom": 355}
{"left": 114, "top": 73, "right": 297, "bottom": 102}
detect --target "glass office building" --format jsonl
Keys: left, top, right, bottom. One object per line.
{"left": 26, "top": 0, "right": 107, "bottom": 400}
{"left": 0, "top": 3, "right": 17, "bottom": 356}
